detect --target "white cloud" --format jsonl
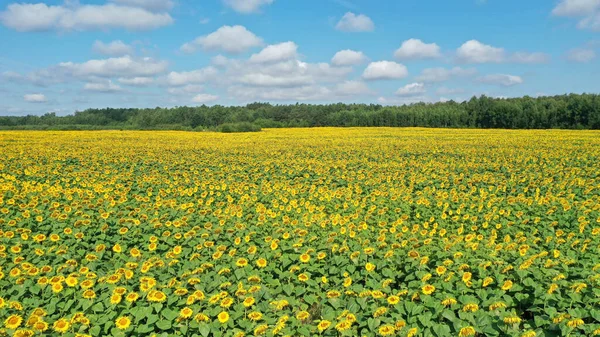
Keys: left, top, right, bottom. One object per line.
{"left": 0, "top": 3, "right": 173, "bottom": 32}
{"left": 456, "top": 40, "right": 505, "bottom": 63}
{"left": 335, "top": 81, "right": 374, "bottom": 96}
{"left": 84, "top": 80, "right": 122, "bottom": 92}
{"left": 118, "top": 77, "right": 154, "bottom": 86}
{"left": 477, "top": 74, "right": 523, "bottom": 86}
{"left": 192, "top": 94, "right": 219, "bottom": 104}
{"left": 511, "top": 52, "right": 550, "bottom": 63}
{"left": 394, "top": 39, "right": 441, "bottom": 60}
{"left": 362, "top": 61, "right": 408, "bottom": 80}
{"left": 552, "top": 0, "right": 600, "bottom": 16}
{"left": 228, "top": 85, "right": 332, "bottom": 102}
{"left": 232, "top": 60, "right": 351, "bottom": 88}
{"left": 415, "top": 67, "right": 477, "bottom": 83}
{"left": 552, "top": 0, "right": 600, "bottom": 31}
{"left": 566, "top": 48, "right": 596, "bottom": 62}
{"left": 168, "top": 85, "right": 204, "bottom": 95}
{"left": 93, "top": 40, "right": 134, "bottom": 56}
{"left": 166, "top": 67, "right": 219, "bottom": 86}
{"left": 223, "top": 0, "right": 274, "bottom": 14}
{"left": 250, "top": 42, "right": 298, "bottom": 63}
{"left": 331, "top": 50, "right": 367, "bottom": 66}
{"left": 109, "top": 0, "right": 174, "bottom": 11}
{"left": 3, "top": 69, "right": 62, "bottom": 87}
{"left": 181, "top": 25, "right": 263, "bottom": 54}
{"left": 59, "top": 56, "right": 168, "bottom": 78}
{"left": 395, "top": 83, "right": 426, "bottom": 96}
{"left": 335, "top": 12, "right": 374, "bottom": 32}
{"left": 23, "top": 93, "right": 47, "bottom": 103}
{"left": 578, "top": 12, "right": 600, "bottom": 30}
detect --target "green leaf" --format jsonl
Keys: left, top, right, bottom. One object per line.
{"left": 156, "top": 320, "right": 172, "bottom": 331}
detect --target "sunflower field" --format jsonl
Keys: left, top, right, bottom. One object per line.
{"left": 0, "top": 128, "right": 599, "bottom": 337}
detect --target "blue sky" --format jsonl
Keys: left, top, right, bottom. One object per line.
{"left": 0, "top": 0, "right": 599, "bottom": 115}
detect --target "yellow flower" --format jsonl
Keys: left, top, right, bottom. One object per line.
{"left": 53, "top": 319, "right": 70, "bottom": 334}
{"left": 5, "top": 315, "right": 23, "bottom": 329}
{"left": 387, "top": 295, "right": 400, "bottom": 305}
{"left": 180, "top": 307, "right": 193, "bottom": 319}
{"left": 65, "top": 277, "right": 78, "bottom": 287}
{"left": 365, "top": 263, "right": 376, "bottom": 272}
{"left": 217, "top": 311, "right": 229, "bottom": 324}
{"left": 504, "top": 315, "right": 522, "bottom": 324}
{"left": 243, "top": 297, "right": 255, "bottom": 307}
{"left": 248, "top": 312, "right": 263, "bottom": 321}
{"left": 521, "top": 331, "right": 537, "bottom": 337}
{"left": 566, "top": 318, "right": 584, "bottom": 328}
{"left": 317, "top": 320, "right": 331, "bottom": 332}
{"left": 115, "top": 316, "right": 131, "bottom": 330}
{"left": 378, "top": 325, "right": 396, "bottom": 336}
{"left": 501, "top": 280, "right": 513, "bottom": 291}
{"left": 296, "top": 311, "right": 310, "bottom": 321}
{"left": 299, "top": 253, "right": 310, "bottom": 263}
{"left": 441, "top": 298, "right": 457, "bottom": 306}
{"left": 459, "top": 326, "right": 476, "bottom": 337}
{"left": 422, "top": 284, "right": 435, "bottom": 295}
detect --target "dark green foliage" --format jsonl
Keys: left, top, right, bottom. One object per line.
{"left": 1, "top": 93, "right": 599, "bottom": 130}
{"left": 217, "top": 122, "right": 262, "bottom": 133}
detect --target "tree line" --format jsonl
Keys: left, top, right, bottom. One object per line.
{"left": 1, "top": 93, "right": 599, "bottom": 130}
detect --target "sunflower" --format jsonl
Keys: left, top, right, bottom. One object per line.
{"left": 421, "top": 284, "right": 435, "bottom": 295}
{"left": 115, "top": 316, "right": 131, "bottom": 330}
{"left": 459, "top": 326, "right": 476, "bottom": 337}
{"left": 243, "top": 297, "right": 255, "bottom": 307}
{"left": 53, "top": 319, "right": 70, "bottom": 334}
{"left": 5, "top": 315, "right": 23, "bottom": 329}
{"left": 248, "top": 312, "right": 263, "bottom": 321}
{"left": 378, "top": 325, "right": 396, "bottom": 336}
{"left": 501, "top": 280, "right": 513, "bottom": 291}
{"left": 299, "top": 253, "right": 310, "bottom": 263}
{"left": 179, "top": 307, "right": 193, "bottom": 319}
{"left": 82, "top": 290, "right": 96, "bottom": 299}
{"left": 317, "top": 320, "right": 331, "bottom": 332}
{"left": 217, "top": 311, "right": 229, "bottom": 324}
{"left": 387, "top": 295, "right": 400, "bottom": 305}
{"left": 365, "top": 262, "right": 376, "bottom": 272}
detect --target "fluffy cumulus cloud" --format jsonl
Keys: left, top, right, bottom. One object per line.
{"left": 457, "top": 40, "right": 505, "bottom": 63}
{"left": 477, "top": 74, "right": 523, "bottom": 86}
{"left": 552, "top": 0, "right": 600, "bottom": 31}
{"left": 223, "top": 0, "right": 274, "bottom": 14}
{"left": 362, "top": 61, "right": 408, "bottom": 80}
{"left": 118, "top": 77, "right": 154, "bottom": 86}
{"left": 395, "top": 83, "right": 426, "bottom": 96}
{"left": 415, "top": 67, "right": 477, "bottom": 83}
{"left": 84, "top": 80, "right": 122, "bottom": 92}
{"left": 181, "top": 25, "right": 263, "bottom": 54}
{"left": 335, "top": 81, "right": 374, "bottom": 96}
{"left": 249, "top": 42, "right": 298, "bottom": 64}
{"left": 59, "top": 56, "right": 168, "bottom": 78}
{"left": 552, "top": 0, "right": 600, "bottom": 16}
{"left": 566, "top": 48, "right": 596, "bottom": 62}
{"left": 109, "top": 0, "right": 174, "bottom": 11}
{"left": 93, "top": 40, "right": 134, "bottom": 56}
{"left": 166, "top": 67, "right": 219, "bottom": 86}
{"left": 335, "top": 12, "right": 375, "bottom": 32}
{"left": 331, "top": 50, "right": 368, "bottom": 66}
{"left": 23, "top": 93, "right": 47, "bottom": 103}
{"left": 0, "top": 3, "right": 173, "bottom": 32}
{"left": 456, "top": 40, "right": 547, "bottom": 63}
{"left": 192, "top": 94, "right": 219, "bottom": 104}
{"left": 394, "top": 39, "right": 441, "bottom": 60}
